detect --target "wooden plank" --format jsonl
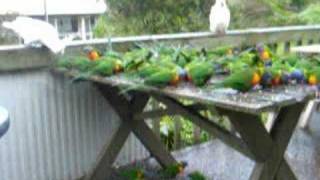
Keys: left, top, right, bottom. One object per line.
{"left": 253, "top": 103, "right": 306, "bottom": 180}
{"left": 275, "top": 156, "right": 297, "bottom": 180}
{"left": 299, "top": 100, "right": 318, "bottom": 129}
{"left": 219, "top": 102, "right": 306, "bottom": 180}
{"left": 134, "top": 104, "right": 207, "bottom": 120}
{"left": 218, "top": 108, "right": 274, "bottom": 162}
{"left": 154, "top": 95, "right": 257, "bottom": 160}
{"left": 174, "top": 117, "right": 183, "bottom": 149}
{"left": 86, "top": 122, "right": 131, "bottom": 180}
{"left": 95, "top": 83, "right": 177, "bottom": 168}
{"left": 130, "top": 119, "right": 177, "bottom": 167}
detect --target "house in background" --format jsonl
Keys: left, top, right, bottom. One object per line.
{"left": 0, "top": 0, "right": 107, "bottom": 40}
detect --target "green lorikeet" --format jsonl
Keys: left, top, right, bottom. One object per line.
{"left": 71, "top": 57, "right": 93, "bottom": 72}
{"left": 217, "top": 68, "right": 261, "bottom": 92}
{"left": 137, "top": 63, "right": 161, "bottom": 78}
{"left": 209, "top": 46, "right": 233, "bottom": 56}
{"left": 307, "top": 67, "right": 320, "bottom": 85}
{"left": 91, "top": 59, "right": 122, "bottom": 76}
{"left": 185, "top": 61, "right": 214, "bottom": 87}
{"left": 123, "top": 48, "right": 151, "bottom": 71}
{"left": 188, "top": 171, "right": 207, "bottom": 180}
{"left": 144, "top": 69, "right": 180, "bottom": 87}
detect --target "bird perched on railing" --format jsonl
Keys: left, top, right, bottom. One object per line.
{"left": 209, "top": 0, "right": 230, "bottom": 35}
{"left": 2, "top": 16, "right": 67, "bottom": 54}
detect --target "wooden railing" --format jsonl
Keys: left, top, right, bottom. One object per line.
{"left": 1, "top": 25, "right": 320, "bottom": 150}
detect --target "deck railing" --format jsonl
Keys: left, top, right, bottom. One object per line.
{"left": 0, "top": 26, "right": 319, "bottom": 179}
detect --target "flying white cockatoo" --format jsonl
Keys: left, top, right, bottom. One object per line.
{"left": 209, "top": 0, "right": 230, "bottom": 35}
{"left": 2, "top": 16, "right": 67, "bottom": 54}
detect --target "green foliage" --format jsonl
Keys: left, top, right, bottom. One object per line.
{"left": 92, "top": 0, "right": 320, "bottom": 37}
{"left": 95, "top": 0, "right": 211, "bottom": 36}
{"left": 120, "top": 168, "right": 144, "bottom": 180}
{"left": 298, "top": 4, "right": 320, "bottom": 24}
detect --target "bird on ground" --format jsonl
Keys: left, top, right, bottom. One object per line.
{"left": 2, "top": 16, "right": 67, "bottom": 54}
{"left": 209, "top": 0, "right": 230, "bottom": 35}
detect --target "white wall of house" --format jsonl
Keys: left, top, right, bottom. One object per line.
{"left": 46, "top": 15, "right": 98, "bottom": 40}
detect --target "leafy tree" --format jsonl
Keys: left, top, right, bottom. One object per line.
{"left": 94, "top": 0, "right": 212, "bottom": 37}
{"left": 94, "top": 0, "right": 320, "bottom": 38}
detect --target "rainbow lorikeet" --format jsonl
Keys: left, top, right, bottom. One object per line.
{"left": 173, "top": 48, "right": 198, "bottom": 68}
{"left": 136, "top": 63, "right": 160, "bottom": 78}
{"left": 209, "top": 46, "right": 233, "bottom": 56}
{"left": 217, "top": 68, "right": 261, "bottom": 92}
{"left": 70, "top": 57, "right": 93, "bottom": 72}
{"left": 188, "top": 171, "right": 207, "bottom": 180}
{"left": 144, "top": 69, "right": 180, "bottom": 87}
{"left": 256, "top": 44, "right": 273, "bottom": 61}
{"left": 307, "top": 67, "right": 320, "bottom": 85}
{"left": 123, "top": 48, "right": 152, "bottom": 71}
{"left": 185, "top": 61, "right": 214, "bottom": 87}
{"left": 160, "top": 162, "right": 188, "bottom": 179}
{"left": 281, "top": 55, "right": 300, "bottom": 67}
{"left": 289, "top": 60, "right": 312, "bottom": 83}
{"left": 261, "top": 67, "right": 282, "bottom": 87}
{"left": 91, "top": 58, "right": 123, "bottom": 76}
{"left": 83, "top": 46, "right": 102, "bottom": 61}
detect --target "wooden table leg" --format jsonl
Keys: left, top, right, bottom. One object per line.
{"left": 220, "top": 102, "right": 306, "bottom": 180}
{"left": 84, "top": 84, "right": 176, "bottom": 180}
{"left": 85, "top": 122, "right": 131, "bottom": 180}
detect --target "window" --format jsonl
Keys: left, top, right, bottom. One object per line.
{"left": 71, "top": 16, "right": 78, "bottom": 32}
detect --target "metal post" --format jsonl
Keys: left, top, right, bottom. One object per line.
{"left": 43, "top": 0, "right": 49, "bottom": 22}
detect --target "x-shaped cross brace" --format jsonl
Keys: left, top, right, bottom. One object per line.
{"left": 84, "top": 81, "right": 306, "bottom": 180}
{"left": 154, "top": 95, "right": 306, "bottom": 180}
{"left": 84, "top": 84, "right": 177, "bottom": 180}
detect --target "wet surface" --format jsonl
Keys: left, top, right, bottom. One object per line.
{"left": 112, "top": 112, "right": 320, "bottom": 180}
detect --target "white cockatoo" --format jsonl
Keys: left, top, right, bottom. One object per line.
{"left": 2, "top": 16, "right": 66, "bottom": 54}
{"left": 209, "top": 0, "right": 230, "bottom": 35}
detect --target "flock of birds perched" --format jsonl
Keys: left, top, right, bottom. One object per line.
{"left": 4, "top": 0, "right": 319, "bottom": 93}
{"left": 56, "top": 43, "right": 320, "bottom": 93}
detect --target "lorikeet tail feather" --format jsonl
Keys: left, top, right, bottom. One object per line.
{"left": 70, "top": 71, "right": 93, "bottom": 83}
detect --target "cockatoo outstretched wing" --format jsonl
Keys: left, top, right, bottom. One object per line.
{"left": 209, "top": 0, "right": 230, "bottom": 35}
{"left": 2, "top": 16, "right": 65, "bottom": 54}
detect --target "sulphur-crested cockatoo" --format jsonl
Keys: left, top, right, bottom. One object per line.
{"left": 209, "top": 0, "right": 230, "bottom": 35}
{"left": 2, "top": 16, "right": 66, "bottom": 54}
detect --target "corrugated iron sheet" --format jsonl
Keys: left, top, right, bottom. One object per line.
{"left": 0, "top": 70, "right": 149, "bottom": 180}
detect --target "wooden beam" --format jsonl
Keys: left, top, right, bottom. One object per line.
{"left": 153, "top": 95, "right": 256, "bottom": 160}
{"left": 134, "top": 104, "right": 207, "bottom": 120}
{"left": 85, "top": 122, "right": 131, "bottom": 180}
{"left": 220, "top": 102, "right": 306, "bottom": 180}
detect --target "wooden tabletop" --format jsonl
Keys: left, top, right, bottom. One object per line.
{"left": 54, "top": 69, "right": 317, "bottom": 114}
{"left": 291, "top": 45, "right": 320, "bottom": 54}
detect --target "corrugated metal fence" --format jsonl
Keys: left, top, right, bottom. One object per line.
{"left": 0, "top": 70, "right": 149, "bottom": 180}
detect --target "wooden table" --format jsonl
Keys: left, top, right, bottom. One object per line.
{"left": 55, "top": 69, "right": 316, "bottom": 180}
{"left": 291, "top": 44, "right": 320, "bottom": 129}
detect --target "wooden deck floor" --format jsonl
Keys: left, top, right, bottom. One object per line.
{"left": 112, "top": 111, "right": 320, "bottom": 180}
